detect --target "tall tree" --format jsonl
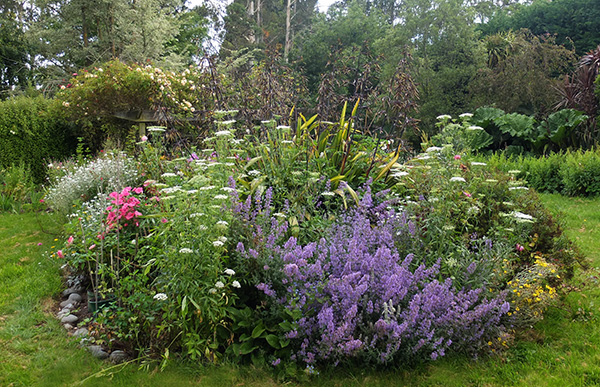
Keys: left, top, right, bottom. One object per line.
{"left": 28, "top": 0, "right": 188, "bottom": 80}
{"left": 0, "top": 0, "right": 34, "bottom": 95}
{"left": 479, "top": 0, "right": 600, "bottom": 55}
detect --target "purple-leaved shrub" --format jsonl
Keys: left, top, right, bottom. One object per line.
{"left": 235, "top": 186, "right": 510, "bottom": 366}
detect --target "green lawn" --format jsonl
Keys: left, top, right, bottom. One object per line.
{"left": 1, "top": 194, "right": 600, "bottom": 386}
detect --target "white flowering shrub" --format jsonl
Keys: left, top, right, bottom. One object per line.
{"left": 46, "top": 152, "right": 139, "bottom": 215}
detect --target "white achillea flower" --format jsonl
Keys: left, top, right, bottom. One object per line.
{"left": 199, "top": 186, "right": 216, "bottom": 191}
{"left": 232, "top": 280, "right": 241, "bottom": 288}
{"left": 436, "top": 114, "right": 451, "bottom": 120}
{"left": 216, "top": 220, "right": 229, "bottom": 226}
{"left": 161, "top": 173, "right": 177, "bottom": 178}
{"left": 179, "top": 248, "right": 193, "bottom": 254}
{"left": 221, "top": 187, "right": 235, "bottom": 192}
{"left": 459, "top": 113, "right": 473, "bottom": 118}
{"left": 153, "top": 293, "right": 168, "bottom": 301}
{"left": 215, "top": 130, "right": 233, "bottom": 137}
{"left": 471, "top": 162, "right": 487, "bottom": 166}
{"left": 248, "top": 170, "right": 261, "bottom": 176}
{"left": 224, "top": 268, "right": 235, "bottom": 276}
{"left": 512, "top": 211, "right": 534, "bottom": 220}
{"left": 425, "top": 146, "right": 443, "bottom": 152}
{"left": 450, "top": 176, "right": 466, "bottom": 182}
{"left": 468, "top": 125, "right": 484, "bottom": 131}
{"left": 509, "top": 186, "right": 529, "bottom": 191}
{"left": 212, "top": 240, "right": 224, "bottom": 247}
{"left": 215, "top": 281, "right": 225, "bottom": 288}
{"left": 213, "top": 194, "right": 228, "bottom": 200}
{"left": 208, "top": 288, "right": 217, "bottom": 294}
{"left": 321, "top": 191, "right": 335, "bottom": 197}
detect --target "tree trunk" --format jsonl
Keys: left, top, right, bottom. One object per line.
{"left": 284, "top": 0, "right": 294, "bottom": 62}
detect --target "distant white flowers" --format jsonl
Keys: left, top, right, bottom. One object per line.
{"left": 459, "top": 113, "right": 473, "bottom": 118}
{"left": 213, "top": 194, "right": 228, "bottom": 200}
{"left": 215, "top": 130, "right": 233, "bottom": 137}
{"left": 224, "top": 268, "right": 235, "bottom": 276}
{"left": 212, "top": 240, "right": 224, "bottom": 247}
{"left": 179, "top": 248, "right": 193, "bottom": 254}
{"left": 467, "top": 126, "right": 484, "bottom": 131}
{"left": 215, "top": 281, "right": 225, "bottom": 289}
{"left": 425, "top": 146, "right": 443, "bottom": 153}
{"left": 232, "top": 280, "right": 241, "bottom": 288}
{"left": 450, "top": 176, "right": 466, "bottom": 182}
{"left": 437, "top": 114, "right": 451, "bottom": 120}
{"left": 153, "top": 293, "right": 168, "bottom": 301}
{"left": 509, "top": 186, "right": 529, "bottom": 191}
{"left": 471, "top": 162, "right": 487, "bottom": 166}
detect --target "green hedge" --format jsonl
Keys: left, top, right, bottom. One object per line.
{"left": 484, "top": 150, "right": 600, "bottom": 197}
{"left": 0, "top": 96, "right": 76, "bottom": 184}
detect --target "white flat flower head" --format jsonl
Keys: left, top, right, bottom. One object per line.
{"left": 224, "top": 268, "right": 235, "bottom": 276}
{"left": 153, "top": 293, "right": 168, "bottom": 301}
{"left": 215, "top": 281, "right": 225, "bottom": 289}
{"left": 232, "top": 280, "right": 241, "bottom": 288}
{"left": 436, "top": 114, "right": 452, "bottom": 120}
{"left": 179, "top": 248, "right": 193, "bottom": 254}
{"left": 459, "top": 113, "right": 473, "bottom": 118}
{"left": 213, "top": 194, "right": 228, "bottom": 200}
{"left": 467, "top": 125, "right": 484, "bottom": 131}
{"left": 215, "top": 130, "right": 233, "bottom": 137}
{"left": 212, "top": 240, "right": 224, "bottom": 247}
{"left": 425, "top": 146, "right": 443, "bottom": 153}
{"left": 450, "top": 176, "right": 466, "bottom": 182}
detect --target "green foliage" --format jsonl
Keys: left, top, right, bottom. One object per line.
{"left": 483, "top": 149, "right": 600, "bottom": 197}
{"left": 470, "top": 30, "right": 577, "bottom": 119}
{"left": 0, "top": 163, "right": 42, "bottom": 213}
{"left": 55, "top": 60, "right": 216, "bottom": 150}
{"left": 29, "top": 0, "right": 188, "bottom": 80}
{"left": 479, "top": 0, "right": 600, "bottom": 55}
{"left": 0, "top": 95, "right": 76, "bottom": 184}
{"left": 560, "top": 150, "right": 600, "bottom": 196}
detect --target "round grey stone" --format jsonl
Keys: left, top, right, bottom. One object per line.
{"left": 89, "top": 345, "right": 109, "bottom": 359}
{"left": 73, "top": 327, "right": 88, "bottom": 337}
{"left": 62, "top": 286, "right": 83, "bottom": 297}
{"left": 109, "top": 350, "right": 128, "bottom": 364}
{"left": 63, "top": 323, "right": 73, "bottom": 330}
{"left": 68, "top": 293, "right": 83, "bottom": 302}
{"left": 60, "top": 314, "right": 78, "bottom": 324}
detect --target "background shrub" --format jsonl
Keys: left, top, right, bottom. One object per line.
{"left": 0, "top": 95, "right": 76, "bottom": 184}
{"left": 560, "top": 150, "right": 600, "bottom": 196}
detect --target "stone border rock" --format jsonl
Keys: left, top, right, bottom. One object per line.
{"left": 56, "top": 270, "right": 129, "bottom": 364}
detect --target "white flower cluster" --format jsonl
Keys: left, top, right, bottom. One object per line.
{"left": 46, "top": 153, "right": 139, "bottom": 215}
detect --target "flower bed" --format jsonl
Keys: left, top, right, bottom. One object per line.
{"left": 47, "top": 111, "right": 582, "bottom": 378}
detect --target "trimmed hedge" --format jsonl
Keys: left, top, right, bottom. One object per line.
{"left": 0, "top": 96, "right": 76, "bottom": 184}
{"left": 484, "top": 150, "right": 600, "bottom": 197}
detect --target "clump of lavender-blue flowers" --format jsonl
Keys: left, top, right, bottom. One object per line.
{"left": 236, "top": 186, "right": 510, "bottom": 366}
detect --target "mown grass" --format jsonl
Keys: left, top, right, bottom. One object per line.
{"left": 1, "top": 194, "right": 599, "bottom": 386}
